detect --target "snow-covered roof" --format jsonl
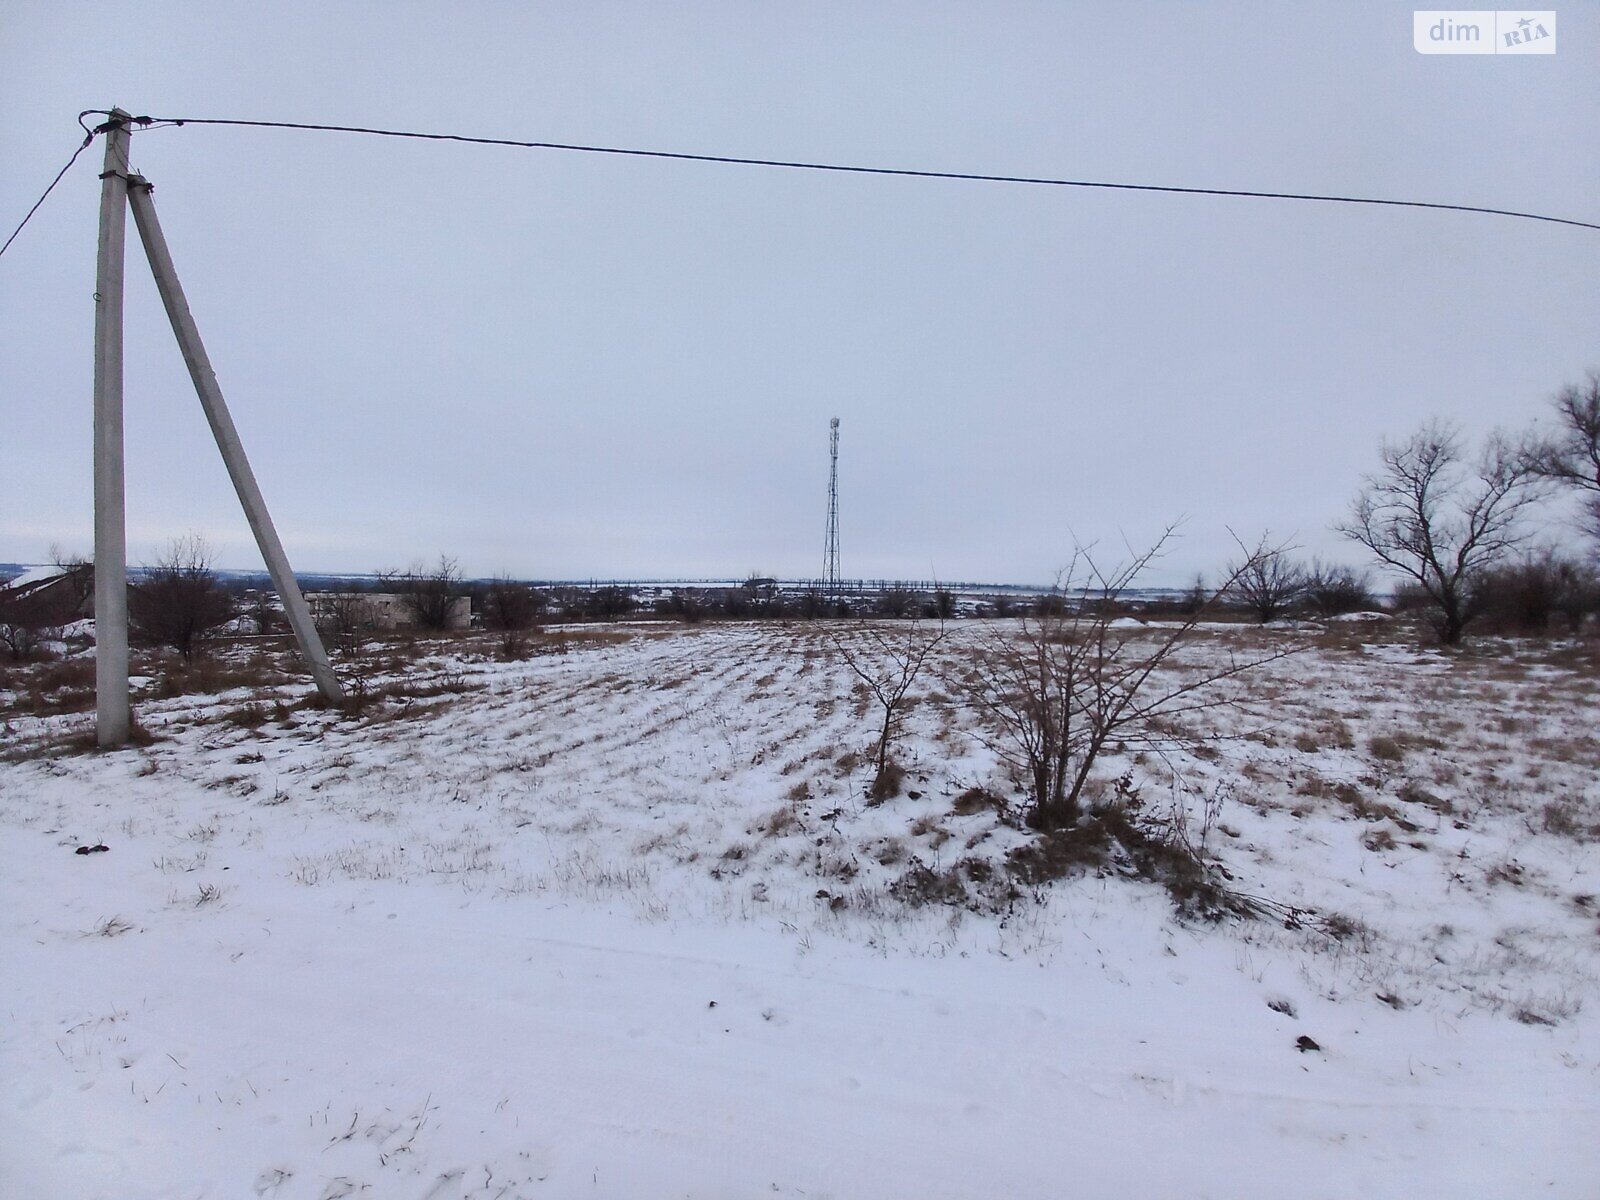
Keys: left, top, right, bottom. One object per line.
{"left": 1, "top": 564, "right": 68, "bottom": 591}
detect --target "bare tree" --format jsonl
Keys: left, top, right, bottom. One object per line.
{"left": 1474, "top": 551, "right": 1598, "bottom": 635}
{"left": 957, "top": 531, "right": 1289, "bottom": 830}
{"left": 1177, "top": 574, "right": 1208, "bottom": 616}
{"left": 873, "top": 584, "right": 918, "bottom": 619}
{"left": 1338, "top": 422, "right": 1541, "bottom": 644}
{"left": 1226, "top": 535, "right": 1304, "bottom": 622}
{"left": 1301, "top": 559, "right": 1375, "bottom": 618}
{"left": 796, "top": 587, "right": 828, "bottom": 620}
{"left": 1528, "top": 371, "right": 1600, "bottom": 542}
{"left": 313, "top": 590, "right": 375, "bottom": 656}
{"left": 128, "top": 535, "right": 234, "bottom": 662}
{"left": 484, "top": 575, "right": 543, "bottom": 630}
{"left": 241, "top": 590, "right": 281, "bottom": 636}
{"left": 0, "top": 609, "right": 41, "bottom": 660}
{"left": 588, "top": 585, "right": 635, "bottom": 622}
{"left": 830, "top": 617, "right": 948, "bottom": 800}
{"left": 1032, "top": 592, "right": 1068, "bottom": 618}
{"left": 0, "top": 590, "right": 59, "bottom": 660}
{"left": 484, "top": 575, "right": 544, "bottom": 655}
{"left": 394, "top": 555, "right": 464, "bottom": 631}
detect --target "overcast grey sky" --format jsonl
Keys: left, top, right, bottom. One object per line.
{"left": 3, "top": 1, "right": 1597, "bottom": 585}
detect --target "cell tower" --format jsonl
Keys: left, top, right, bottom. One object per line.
{"left": 823, "top": 417, "right": 841, "bottom": 594}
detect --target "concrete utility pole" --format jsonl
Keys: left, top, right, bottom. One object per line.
{"left": 126, "top": 177, "right": 344, "bottom": 704}
{"left": 93, "top": 111, "right": 133, "bottom": 745}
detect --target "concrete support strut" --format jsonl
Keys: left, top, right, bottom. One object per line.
{"left": 92, "top": 112, "right": 133, "bottom": 746}
{"left": 125, "top": 177, "right": 344, "bottom": 704}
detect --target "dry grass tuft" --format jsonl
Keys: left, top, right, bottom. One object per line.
{"left": 84, "top": 915, "right": 135, "bottom": 938}
{"left": 951, "top": 787, "right": 1006, "bottom": 817}
{"left": 1539, "top": 798, "right": 1600, "bottom": 842}
{"left": 756, "top": 802, "right": 805, "bottom": 838}
{"left": 1368, "top": 735, "right": 1407, "bottom": 763}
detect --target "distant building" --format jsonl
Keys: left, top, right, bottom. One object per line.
{"left": 306, "top": 591, "right": 471, "bottom": 632}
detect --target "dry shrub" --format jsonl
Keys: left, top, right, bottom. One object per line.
{"left": 1005, "top": 824, "right": 1118, "bottom": 884}
{"left": 0, "top": 657, "right": 97, "bottom": 716}
{"left": 1474, "top": 553, "right": 1598, "bottom": 636}
{"left": 1398, "top": 778, "right": 1453, "bottom": 815}
{"left": 1368, "top": 735, "right": 1406, "bottom": 763}
{"left": 830, "top": 620, "right": 947, "bottom": 795}
{"left": 952, "top": 787, "right": 1006, "bottom": 817}
{"left": 814, "top": 847, "right": 859, "bottom": 883}
{"left": 301, "top": 670, "right": 481, "bottom": 720}
{"left": 1485, "top": 859, "right": 1527, "bottom": 887}
{"left": 389, "top": 671, "right": 477, "bottom": 700}
{"left": 27, "top": 658, "right": 95, "bottom": 692}
{"left": 537, "top": 628, "right": 635, "bottom": 654}
{"left": 1319, "top": 912, "right": 1375, "bottom": 947}
{"left": 889, "top": 859, "right": 970, "bottom": 907}
{"left": 875, "top": 838, "right": 907, "bottom": 866}
{"left": 149, "top": 654, "right": 294, "bottom": 698}
{"left": 224, "top": 702, "right": 269, "bottom": 729}
{"left": 958, "top": 532, "right": 1292, "bottom": 829}
{"left": 889, "top": 855, "right": 1019, "bottom": 910}
{"left": 1302, "top": 560, "right": 1375, "bottom": 617}
{"left": 757, "top": 802, "right": 805, "bottom": 838}
{"left": 1362, "top": 826, "right": 1398, "bottom": 852}
{"left": 1296, "top": 773, "right": 1332, "bottom": 798}
{"left": 1527, "top": 732, "right": 1597, "bottom": 762}
{"left": 1531, "top": 641, "right": 1600, "bottom": 675}
{"left": 1002, "top": 801, "right": 1254, "bottom": 921}
{"left": 1540, "top": 798, "right": 1600, "bottom": 842}
{"left": 869, "top": 760, "right": 905, "bottom": 802}
{"left": 2, "top": 719, "right": 159, "bottom": 763}
{"left": 1333, "top": 782, "right": 1406, "bottom": 824}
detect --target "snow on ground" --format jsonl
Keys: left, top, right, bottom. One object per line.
{"left": 1, "top": 622, "right": 1597, "bottom": 1198}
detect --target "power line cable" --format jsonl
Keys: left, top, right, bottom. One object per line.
{"left": 123, "top": 112, "right": 1600, "bottom": 233}
{"left": 4, "top": 109, "right": 1598, "bottom": 264}
{"left": 0, "top": 132, "right": 98, "bottom": 261}
{"left": 0, "top": 112, "right": 154, "bottom": 262}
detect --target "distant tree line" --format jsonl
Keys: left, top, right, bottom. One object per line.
{"left": 7, "top": 372, "right": 1593, "bottom": 665}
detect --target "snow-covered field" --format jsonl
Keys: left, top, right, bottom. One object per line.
{"left": 2, "top": 622, "right": 1597, "bottom": 1198}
